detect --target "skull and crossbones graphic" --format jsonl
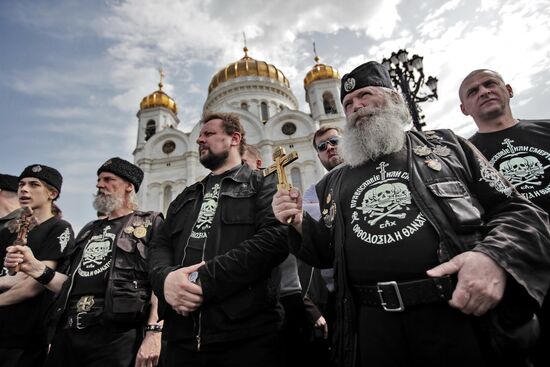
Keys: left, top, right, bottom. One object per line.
{"left": 357, "top": 182, "right": 411, "bottom": 226}
{"left": 498, "top": 156, "right": 547, "bottom": 186}
{"left": 82, "top": 240, "right": 111, "bottom": 267}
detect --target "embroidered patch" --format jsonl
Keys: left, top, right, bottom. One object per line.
{"left": 58, "top": 227, "right": 71, "bottom": 252}
{"left": 343, "top": 77, "right": 356, "bottom": 92}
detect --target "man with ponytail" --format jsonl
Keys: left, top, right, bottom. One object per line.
{"left": 0, "top": 164, "right": 74, "bottom": 367}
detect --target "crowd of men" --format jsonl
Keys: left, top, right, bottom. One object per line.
{"left": 1, "top": 62, "right": 549, "bottom": 367}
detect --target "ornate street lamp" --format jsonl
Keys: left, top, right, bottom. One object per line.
{"left": 381, "top": 49, "right": 438, "bottom": 131}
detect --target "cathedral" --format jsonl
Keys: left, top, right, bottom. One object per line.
{"left": 133, "top": 47, "right": 346, "bottom": 213}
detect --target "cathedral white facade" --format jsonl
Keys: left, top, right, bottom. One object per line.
{"left": 133, "top": 48, "right": 346, "bottom": 213}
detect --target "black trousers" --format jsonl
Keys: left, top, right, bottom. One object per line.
{"left": 356, "top": 302, "right": 486, "bottom": 367}
{"left": 0, "top": 346, "right": 47, "bottom": 367}
{"left": 163, "top": 331, "right": 283, "bottom": 367}
{"left": 45, "top": 324, "right": 141, "bottom": 367}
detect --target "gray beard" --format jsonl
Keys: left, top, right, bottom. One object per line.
{"left": 93, "top": 192, "right": 124, "bottom": 214}
{"left": 340, "top": 103, "right": 409, "bottom": 167}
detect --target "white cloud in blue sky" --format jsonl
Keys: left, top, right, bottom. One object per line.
{"left": 1, "top": 0, "right": 549, "bottom": 230}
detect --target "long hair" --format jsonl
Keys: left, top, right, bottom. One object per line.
{"left": 43, "top": 181, "right": 62, "bottom": 218}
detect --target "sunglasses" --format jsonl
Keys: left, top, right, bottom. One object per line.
{"left": 316, "top": 137, "right": 340, "bottom": 152}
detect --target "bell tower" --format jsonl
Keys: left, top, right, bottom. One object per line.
{"left": 303, "top": 44, "right": 345, "bottom": 127}
{"left": 134, "top": 68, "right": 180, "bottom": 158}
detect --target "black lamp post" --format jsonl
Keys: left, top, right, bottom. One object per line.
{"left": 381, "top": 49, "right": 438, "bottom": 131}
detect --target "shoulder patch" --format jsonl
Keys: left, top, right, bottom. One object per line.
{"left": 478, "top": 158, "right": 513, "bottom": 197}
{"left": 58, "top": 227, "right": 71, "bottom": 252}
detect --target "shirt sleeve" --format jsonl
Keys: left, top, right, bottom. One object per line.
{"left": 35, "top": 220, "right": 75, "bottom": 262}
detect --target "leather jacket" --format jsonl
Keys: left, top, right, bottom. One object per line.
{"left": 290, "top": 129, "right": 550, "bottom": 366}
{"left": 148, "top": 163, "right": 288, "bottom": 345}
{"left": 51, "top": 211, "right": 163, "bottom": 325}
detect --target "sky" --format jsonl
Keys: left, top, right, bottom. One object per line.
{"left": 1, "top": 0, "right": 549, "bottom": 231}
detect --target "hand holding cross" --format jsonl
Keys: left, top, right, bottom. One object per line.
{"left": 7, "top": 206, "right": 37, "bottom": 275}
{"left": 263, "top": 146, "right": 299, "bottom": 223}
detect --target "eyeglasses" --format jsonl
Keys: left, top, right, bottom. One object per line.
{"left": 316, "top": 137, "right": 340, "bottom": 152}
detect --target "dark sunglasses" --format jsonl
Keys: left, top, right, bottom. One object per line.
{"left": 317, "top": 137, "right": 340, "bottom": 152}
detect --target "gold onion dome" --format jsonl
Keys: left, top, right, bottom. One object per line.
{"left": 140, "top": 75, "right": 178, "bottom": 115}
{"left": 303, "top": 55, "right": 340, "bottom": 89}
{"left": 208, "top": 47, "right": 290, "bottom": 94}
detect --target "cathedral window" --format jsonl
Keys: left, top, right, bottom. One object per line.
{"left": 241, "top": 102, "right": 249, "bottom": 111}
{"left": 162, "top": 140, "right": 176, "bottom": 154}
{"left": 260, "top": 102, "right": 269, "bottom": 122}
{"left": 145, "top": 120, "right": 156, "bottom": 141}
{"left": 290, "top": 167, "right": 303, "bottom": 192}
{"left": 163, "top": 185, "right": 173, "bottom": 213}
{"left": 282, "top": 122, "right": 296, "bottom": 136}
{"left": 323, "top": 92, "right": 337, "bottom": 114}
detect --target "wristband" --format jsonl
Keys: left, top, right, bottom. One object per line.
{"left": 35, "top": 265, "right": 56, "bottom": 285}
{"left": 145, "top": 324, "right": 163, "bottom": 332}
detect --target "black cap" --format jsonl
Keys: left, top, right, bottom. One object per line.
{"left": 0, "top": 174, "right": 19, "bottom": 193}
{"left": 97, "top": 157, "right": 144, "bottom": 192}
{"left": 340, "top": 61, "right": 394, "bottom": 102}
{"left": 19, "top": 164, "right": 63, "bottom": 193}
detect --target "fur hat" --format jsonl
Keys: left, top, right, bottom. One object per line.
{"left": 97, "top": 157, "right": 144, "bottom": 192}
{"left": 340, "top": 61, "right": 394, "bottom": 102}
{"left": 19, "top": 165, "right": 63, "bottom": 193}
{"left": 0, "top": 174, "right": 19, "bottom": 193}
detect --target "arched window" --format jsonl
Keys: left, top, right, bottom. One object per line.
{"left": 323, "top": 92, "right": 337, "bottom": 114}
{"left": 260, "top": 102, "right": 269, "bottom": 122}
{"left": 290, "top": 167, "right": 303, "bottom": 192}
{"left": 163, "top": 185, "right": 173, "bottom": 213}
{"left": 241, "top": 102, "right": 249, "bottom": 111}
{"left": 145, "top": 120, "right": 156, "bottom": 141}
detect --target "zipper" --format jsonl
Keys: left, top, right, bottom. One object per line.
{"left": 180, "top": 182, "right": 205, "bottom": 351}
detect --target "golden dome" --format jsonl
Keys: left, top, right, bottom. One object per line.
{"left": 208, "top": 47, "right": 290, "bottom": 94}
{"left": 140, "top": 75, "right": 178, "bottom": 115}
{"left": 303, "top": 56, "right": 340, "bottom": 89}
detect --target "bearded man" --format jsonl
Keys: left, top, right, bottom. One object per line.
{"left": 148, "top": 112, "right": 288, "bottom": 367}
{"left": 5, "top": 157, "right": 164, "bottom": 367}
{"left": 272, "top": 61, "right": 550, "bottom": 367}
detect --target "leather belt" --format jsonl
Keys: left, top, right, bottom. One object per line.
{"left": 353, "top": 276, "right": 454, "bottom": 312}
{"left": 64, "top": 295, "right": 104, "bottom": 330}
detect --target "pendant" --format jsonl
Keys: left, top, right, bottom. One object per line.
{"left": 133, "top": 226, "right": 147, "bottom": 239}
{"left": 425, "top": 131, "right": 442, "bottom": 141}
{"left": 432, "top": 145, "right": 450, "bottom": 157}
{"left": 413, "top": 145, "right": 432, "bottom": 157}
{"left": 425, "top": 159, "right": 442, "bottom": 171}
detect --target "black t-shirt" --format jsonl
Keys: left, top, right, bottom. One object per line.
{"left": 469, "top": 119, "right": 550, "bottom": 215}
{"left": 183, "top": 174, "right": 223, "bottom": 267}
{"left": 70, "top": 215, "right": 126, "bottom": 297}
{"left": 340, "top": 147, "right": 440, "bottom": 284}
{"left": 0, "top": 216, "right": 74, "bottom": 347}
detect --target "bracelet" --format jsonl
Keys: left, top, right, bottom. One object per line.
{"left": 144, "top": 324, "right": 163, "bottom": 333}
{"left": 35, "top": 265, "right": 56, "bottom": 285}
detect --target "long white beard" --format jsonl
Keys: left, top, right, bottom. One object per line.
{"left": 93, "top": 191, "right": 124, "bottom": 214}
{"left": 340, "top": 101, "right": 410, "bottom": 167}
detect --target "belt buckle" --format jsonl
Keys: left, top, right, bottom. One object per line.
{"left": 377, "top": 281, "right": 404, "bottom": 312}
{"left": 76, "top": 312, "right": 86, "bottom": 330}
{"left": 76, "top": 295, "right": 95, "bottom": 312}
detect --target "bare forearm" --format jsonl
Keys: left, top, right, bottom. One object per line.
{"left": 0, "top": 277, "right": 43, "bottom": 305}
{"left": 0, "top": 272, "right": 28, "bottom": 291}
